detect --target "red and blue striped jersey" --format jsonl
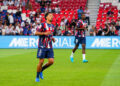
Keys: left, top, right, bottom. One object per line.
{"left": 75, "top": 20, "right": 87, "bottom": 38}
{"left": 36, "top": 23, "right": 54, "bottom": 48}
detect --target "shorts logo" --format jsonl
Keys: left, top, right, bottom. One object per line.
{"left": 76, "top": 39, "right": 78, "bottom": 43}
{"left": 38, "top": 49, "right": 42, "bottom": 56}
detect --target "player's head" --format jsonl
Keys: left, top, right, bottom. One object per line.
{"left": 81, "top": 13, "right": 86, "bottom": 20}
{"left": 45, "top": 12, "right": 53, "bottom": 22}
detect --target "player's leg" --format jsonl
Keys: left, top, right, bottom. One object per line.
{"left": 70, "top": 37, "right": 79, "bottom": 62}
{"left": 37, "top": 59, "right": 44, "bottom": 73}
{"left": 82, "top": 44, "right": 86, "bottom": 59}
{"left": 73, "top": 45, "right": 79, "bottom": 53}
{"left": 42, "top": 58, "right": 54, "bottom": 71}
{"left": 42, "top": 48, "right": 54, "bottom": 71}
{"left": 70, "top": 44, "right": 79, "bottom": 62}
{"left": 36, "top": 48, "right": 45, "bottom": 81}
{"left": 36, "top": 59, "right": 44, "bottom": 80}
{"left": 71, "top": 44, "right": 79, "bottom": 56}
{"left": 36, "top": 58, "right": 44, "bottom": 82}
{"left": 82, "top": 44, "right": 88, "bottom": 63}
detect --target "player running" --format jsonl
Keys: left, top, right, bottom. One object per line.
{"left": 35, "top": 12, "right": 55, "bottom": 82}
{"left": 70, "top": 14, "right": 88, "bottom": 63}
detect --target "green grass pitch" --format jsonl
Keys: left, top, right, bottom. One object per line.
{"left": 0, "top": 49, "right": 120, "bottom": 86}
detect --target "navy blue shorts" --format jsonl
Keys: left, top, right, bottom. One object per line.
{"left": 37, "top": 48, "right": 54, "bottom": 59}
{"left": 74, "top": 37, "right": 86, "bottom": 45}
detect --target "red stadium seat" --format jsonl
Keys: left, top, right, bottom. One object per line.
{"left": 96, "top": 3, "right": 119, "bottom": 30}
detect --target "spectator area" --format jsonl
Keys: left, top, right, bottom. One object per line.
{"left": 0, "top": 0, "right": 88, "bottom": 36}
{"left": 0, "top": 0, "right": 87, "bottom": 26}
{"left": 96, "top": 3, "right": 118, "bottom": 29}
{"left": 51, "top": 0, "right": 87, "bottom": 10}
{"left": 50, "top": 0, "right": 87, "bottom": 25}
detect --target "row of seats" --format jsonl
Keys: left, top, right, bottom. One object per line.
{"left": 0, "top": 0, "right": 87, "bottom": 10}
{"left": 51, "top": 0, "right": 87, "bottom": 10}
{"left": 41, "top": 10, "right": 78, "bottom": 25}
{"left": 20, "top": 9, "right": 78, "bottom": 26}
{"left": 100, "top": 0, "right": 120, "bottom": 9}
{"left": 101, "top": 0, "right": 119, "bottom": 3}
{"left": 96, "top": 3, "right": 118, "bottom": 29}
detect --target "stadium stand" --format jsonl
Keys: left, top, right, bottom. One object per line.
{"left": 94, "top": 0, "right": 120, "bottom": 36}
{"left": 0, "top": 0, "right": 88, "bottom": 36}
{"left": 0, "top": 0, "right": 120, "bottom": 36}
{"left": 96, "top": 3, "right": 118, "bottom": 29}
{"left": 1, "top": 0, "right": 87, "bottom": 26}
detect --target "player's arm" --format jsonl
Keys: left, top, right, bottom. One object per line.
{"left": 51, "top": 26, "right": 56, "bottom": 43}
{"left": 75, "top": 27, "right": 87, "bottom": 30}
{"left": 35, "top": 30, "right": 51, "bottom": 36}
{"left": 34, "top": 23, "right": 52, "bottom": 36}
{"left": 52, "top": 37, "right": 56, "bottom": 43}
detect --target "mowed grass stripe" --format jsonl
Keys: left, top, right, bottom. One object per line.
{"left": 0, "top": 49, "right": 36, "bottom": 58}
{"left": 101, "top": 55, "right": 120, "bottom": 86}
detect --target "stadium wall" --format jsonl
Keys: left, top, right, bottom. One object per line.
{"left": 0, "top": 36, "right": 120, "bottom": 49}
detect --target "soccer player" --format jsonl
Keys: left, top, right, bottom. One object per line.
{"left": 35, "top": 12, "right": 55, "bottom": 82}
{"left": 70, "top": 13, "right": 88, "bottom": 63}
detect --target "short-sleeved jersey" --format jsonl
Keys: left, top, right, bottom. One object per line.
{"left": 36, "top": 23, "right": 54, "bottom": 48}
{"left": 75, "top": 20, "right": 87, "bottom": 38}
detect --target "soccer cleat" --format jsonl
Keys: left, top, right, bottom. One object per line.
{"left": 83, "top": 59, "right": 88, "bottom": 63}
{"left": 70, "top": 56, "right": 74, "bottom": 63}
{"left": 35, "top": 78, "right": 40, "bottom": 82}
{"left": 40, "top": 72, "right": 44, "bottom": 79}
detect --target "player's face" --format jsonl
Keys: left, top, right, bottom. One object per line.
{"left": 81, "top": 14, "right": 86, "bottom": 20}
{"left": 46, "top": 13, "right": 53, "bottom": 22}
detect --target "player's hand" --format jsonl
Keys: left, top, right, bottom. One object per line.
{"left": 52, "top": 38, "right": 56, "bottom": 43}
{"left": 43, "top": 31, "right": 52, "bottom": 35}
{"left": 82, "top": 27, "right": 86, "bottom": 29}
